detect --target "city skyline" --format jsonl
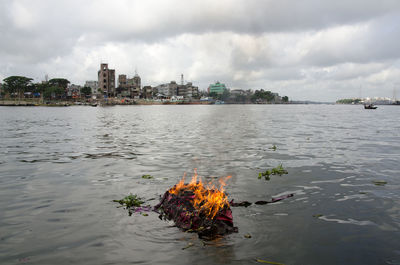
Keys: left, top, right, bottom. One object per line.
{"left": 1, "top": 0, "right": 400, "bottom": 101}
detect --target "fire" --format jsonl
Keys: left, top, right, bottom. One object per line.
{"left": 168, "top": 170, "right": 232, "bottom": 219}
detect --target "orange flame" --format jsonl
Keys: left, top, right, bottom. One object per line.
{"left": 168, "top": 169, "right": 232, "bottom": 219}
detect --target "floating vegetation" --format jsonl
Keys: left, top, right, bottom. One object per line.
{"left": 372, "top": 180, "right": 387, "bottom": 186}
{"left": 269, "top": 145, "right": 277, "bottom": 151}
{"left": 142, "top": 174, "right": 154, "bottom": 179}
{"left": 113, "top": 193, "right": 144, "bottom": 208}
{"left": 113, "top": 194, "right": 150, "bottom": 216}
{"left": 313, "top": 214, "right": 323, "bottom": 218}
{"left": 258, "top": 164, "right": 288, "bottom": 180}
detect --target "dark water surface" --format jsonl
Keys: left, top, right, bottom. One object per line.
{"left": 1, "top": 105, "right": 399, "bottom": 265}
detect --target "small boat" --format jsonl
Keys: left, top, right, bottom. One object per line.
{"left": 364, "top": 104, "right": 377, "bottom": 109}
{"left": 91, "top": 103, "right": 98, "bottom": 107}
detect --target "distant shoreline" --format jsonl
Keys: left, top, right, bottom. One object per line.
{"left": 0, "top": 99, "right": 297, "bottom": 106}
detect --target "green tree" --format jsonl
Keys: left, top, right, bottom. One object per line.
{"left": 251, "top": 89, "right": 275, "bottom": 103}
{"left": 3, "top": 76, "right": 33, "bottom": 99}
{"left": 48, "top": 78, "right": 70, "bottom": 89}
{"left": 220, "top": 89, "right": 231, "bottom": 101}
{"left": 209, "top": 92, "right": 218, "bottom": 99}
{"left": 43, "top": 86, "right": 65, "bottom": 99}
{"left": 282, "top": 96, "right": 289, "bottom": 103}
{"left": 81, "top": 86, "right": 92, "bottom": 97}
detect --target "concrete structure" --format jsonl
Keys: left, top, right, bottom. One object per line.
{"left": 67, "top": 84, "right": 82, "bottom": 99}
{"left": 156, "top": 81, "right": 178, "bottom": 97}
{"left": 185, "top": 82, "right": 199, "bottom": 99}
{"left": 142, "top": 86, "right": 153, "bottom": 99}
{"left": 98, "top": 63, "right": 115, "bottom": 97}
{"left": 208, "top": 81, "right": 226, "bottom": 95}
{"left": 117, "top": 73, "right": 141, "bottom": 98}
{"left": 84, "top": 81, "right": 98, "bottom": 95}
{"left": 128, "top": 73, "right": 141, "bottom": 98}
{"left": 117, "top": 74, "right": 130, "bottom": 97}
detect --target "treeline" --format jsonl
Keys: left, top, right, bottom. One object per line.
{"left": 336, "top": 98, "right": 362, "bottom": 104}
{"left": 0, "top": 75, "right": 92, "bottom": 100}
{"left": 208, "top": 89, "right": 289, "bottom": 103}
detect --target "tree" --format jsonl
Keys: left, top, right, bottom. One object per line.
{"left": 282, "top": 96, "right": 289, "bottom": 103}
{"left": 48, "top": 78, "right": 70, "bottom": 89}
{"left": 3, "top": 76, "right": 33, "bottom": 98}
{"left": 81, "top": 86, "right": 92, "bottom": 97}
{"left": 43, "top": 86, "right": 65, "bottom": 99}
{"left": 251, "top": 89, "right": 275, "bottom": 103}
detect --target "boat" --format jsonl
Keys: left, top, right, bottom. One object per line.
{"left": 364, "top": 104, "right": 377, "bottom": 109}
{"left": 91, "top": 103, "right": 98, "bottom": 107}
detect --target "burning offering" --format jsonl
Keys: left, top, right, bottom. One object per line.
{"left": 154, "top": 173, "right": 238, "bottom": 238}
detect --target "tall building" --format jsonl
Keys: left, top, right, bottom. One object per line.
{"left": 208, "top": 81, "right": 226, "bottom": 95}
{"left": 128, "top": 73, "right": 141, "bottom": 98}
{"left": 117, "top": 72, "right": 141, "bottom": 98}
{"left": 98, "top": 63, "right": 115, "bottom": 97}
{"left": 85, "top": 81, "right": 98, "bottom": 95}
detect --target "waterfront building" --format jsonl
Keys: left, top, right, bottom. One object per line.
{"left": 117, "top": 74, "right": 130, "bottom": 97}
{"left": 67, "top": 84, "right": 82, "bottom": 99}
{"left": 84, "top": 81, "right": 98, "bottom": 95}
{"left": 185, "top": 82, "right": 199, "bottom": 99}
{"left": 142, "top": 86, "right": 153, "bottom": 99}
{"left": 116, "top": 72, "right": 141, "bottom": 98}
{"left": 208, "top": 81, "right": 226, "bottom": 95}
{"left": 156, "top": 81, "right": 178, "bottom": 97}
{"left": 98, "top": 63, "right": 115, "bottom": 97}
{"left": 128, "top": 73, "right": 141, "bottom": 98}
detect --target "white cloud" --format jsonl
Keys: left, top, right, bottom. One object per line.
{"left": 1, "top": 0, "right": 400, "bottom": 101}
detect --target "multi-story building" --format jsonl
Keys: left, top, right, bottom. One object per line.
{"left": 142, "top": 86, "right": 153, "bottom": 99}
{"left": 84, "top": 81, "right": 98, "bottom": 95}
{"left": 98, "top": 63, "right": 115, "bottom": 97}
{"left": 156, "top": 81, "right": 178, "bottom": 97}
{"left": 128, "top": 73, "right": 141, "bottom": 98}
{"left": 117, "top": 73, "right": 141, "bottom": 98}
{"left": 67, "top": 84, "right": 82, "bottom": 99}
{"left": 185, "top": 82, "right": 199, "bottom": 99}
{"left": 208, "top": 81, "right": 226, "bottom": 95}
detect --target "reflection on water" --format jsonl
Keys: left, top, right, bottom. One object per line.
{"left": 0, "top": 105, "right": 400, "bottom": 265}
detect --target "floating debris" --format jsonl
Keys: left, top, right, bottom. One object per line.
{"left": 258, "top": 164, "right": 288, "bottom": 180}
{"left": 256, "top": 258, "right": 285, "bottom": 265}
{"left": 313, "top": 214, "right": 323, "bottom": 218}
{"left": 244, "top": 233, "right": 252, "bottom": 238}
{"left": 269, "top": 145, "right": 277, "bottom": 151}
{"left": 372, "top": 180, "right": 387, "bottom": 186}
{"left": 154, "top": 174, "right": 237, "bottom": 239}
{"left": 182, "top": 242, "right": 194, "bottom": 250}
{"left": 142, "top": 174, "right": 154, "bottom": 179}
{"left": 231, "top": 194, "right": 294, "bottom": 207}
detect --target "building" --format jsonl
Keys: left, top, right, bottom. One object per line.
{"left": 156, "top": 81, "right": 178, "bottom": 97}
{"left": 98, "top": 63, "right": 115, "bottom": 97}
{"left": 142, "top": 86, "right": 153, "bottom": 99}
{"left": 84, "top": 81, "right": 98, "bottom": 95}
{"left": 185, "top": 82, "right": 199, "bottom": 99}
{"left": 117, "top": 74, "right": 130, "bottom": 97}
{"left": 67, "top": 84, "right": 82, "bottom": 99}
{"left": 128, "top": 73, "right": 141, "bottom": 98}
{"left": 208, "top": 81, "right": 226, "bottom": 95}
{"left": 117, "top": 72, "right": 141, "bottom": 98}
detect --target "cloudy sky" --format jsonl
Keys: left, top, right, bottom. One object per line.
{"left": 1, "top": 0, "right": 400, "bottom": 101}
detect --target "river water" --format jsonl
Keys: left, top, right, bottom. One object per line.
{"left": 0, "top": 104, "right": 399, "bottom": 265}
